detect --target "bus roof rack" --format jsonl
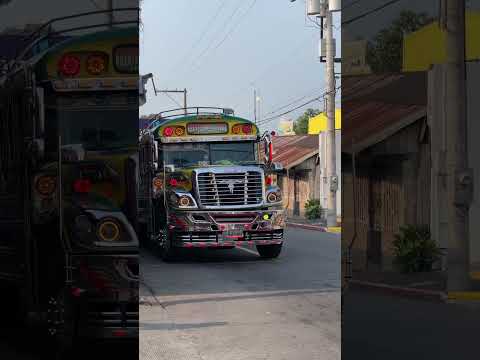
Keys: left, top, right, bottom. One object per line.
{"left": 153, "top": 107, "right": 235, "bottom": 121}
{"left": 3, "top": 8, "right": 139, "bottom": 75}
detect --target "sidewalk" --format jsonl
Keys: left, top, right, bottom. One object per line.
{"left": 347, "top": 269, "right": 480, "bottom": 303}
{"left": 347, "top": 270, "right": 447, "bottom": 302}
{"left": 286, "top": 216, "right": 341, "bottom": 233}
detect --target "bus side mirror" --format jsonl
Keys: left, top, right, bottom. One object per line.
{"left": 272, "top": 162, "right": 283, "bottom": 172}
{"left": 262, "top": 133, "right": 273, "bottom": 165}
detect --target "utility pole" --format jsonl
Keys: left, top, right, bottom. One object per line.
{"left": 441, "top": 0, "right": 471, "bottom": 291}
{"left": 254, "top": 88, "right": 257, "bottom": 124}
{"left": 324, "top": 0, "right": 338, "bottom": 227}
{"left": 107, "top": 0, "right": 114, "bottom": 28}
{"left": 183, "top": 88, "right": 188, "bottom": 115}
{"left": 291, "top": 0, "right": 339, "bottom": 225}
{"left": 157, "top": 89, "right": 188, "bottom": 114}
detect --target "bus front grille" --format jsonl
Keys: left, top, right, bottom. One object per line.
{"left": 196, "top": 170, "right": 264, "bottom": 209}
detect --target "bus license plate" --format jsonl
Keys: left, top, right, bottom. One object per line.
{"left": 224, "top": 224, "right": 244, "bottom": 239}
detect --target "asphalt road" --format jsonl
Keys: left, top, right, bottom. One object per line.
{"left": 343, "top": 289, "right": 480, "bottom": 359}
{"left": 140, "top": 228, "right": 341, "bottom": 360}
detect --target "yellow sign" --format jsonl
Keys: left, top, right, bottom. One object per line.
{"left": 403, "top": 11, "right": 480, "bottom": 72}
{"left": 308, "top": 109, "right": 341, "bottom": 134}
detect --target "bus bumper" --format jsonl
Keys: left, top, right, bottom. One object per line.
{"left": 167, "top": 209, "right": 285, "bottom": 248}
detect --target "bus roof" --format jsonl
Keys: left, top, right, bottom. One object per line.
{"left": 146, "top": 109, "right": 260, "bottom": 143}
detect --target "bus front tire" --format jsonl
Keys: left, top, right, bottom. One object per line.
{"left": 256, "top": 244, "right": 283, "bottom": 259}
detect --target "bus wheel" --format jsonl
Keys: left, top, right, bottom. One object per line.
{"left": 256, "top": 244, "right": 283, "bottom": 259}
{"left": 159, "top": 230, "right": 177, "bottom": 262}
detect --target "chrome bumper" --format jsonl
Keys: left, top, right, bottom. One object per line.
{"left": 167, "top": 209, "right": 285, "bottom": 248}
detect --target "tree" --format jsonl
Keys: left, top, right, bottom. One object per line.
{"left": 293, "top": 108, "right": 320, "bottom": 135}
{"left": 366, "top": 10, "right": 433, "bottom": 73}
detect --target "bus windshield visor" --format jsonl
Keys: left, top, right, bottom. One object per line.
{"left": 163, "top": 142, "right": 256, "bottom": 168}
{"left": 60, "top": 109, "right": 138, "bottom": 150}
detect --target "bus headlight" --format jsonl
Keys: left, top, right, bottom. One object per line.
{"left": 267, "top": 190, "right": 282, "bottom": 204}
{"left": 35, "top": 175, "right": 57, "bottom": 197}
{"left": 97, "top": 219, "right": 121, "bottom": 242}
{"left": 171, "top": 191, "right": 197, "bottom": 209}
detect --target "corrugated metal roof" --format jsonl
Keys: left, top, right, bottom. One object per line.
{"left": 343, "top": 100, "right": 426, "bottom": 153}
{"left": 271, "top": 135, "right": 319, "bottom": 169}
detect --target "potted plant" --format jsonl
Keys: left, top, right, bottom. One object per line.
{"left": 393, "top": 225, "right": 442, "bottom": 273}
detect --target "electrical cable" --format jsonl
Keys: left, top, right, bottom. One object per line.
{"left": 175, "top": 0, "right": 228, "bottom": 73}
{"left": 181, "top": 0, "right": 246, "bottom": 75}
{"left": 188, "top": 0, "right": 258, "bottom": 75}
{"left": 342, "top": 0, "right": 403, "bottom": 25}
{"left": 162, "top": 92, "right": 182, "bottom": 108}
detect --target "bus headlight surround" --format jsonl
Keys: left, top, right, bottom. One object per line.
{"left": 267, "top": 190, "right": 282, "bottom": 203}
{"left": 97, "top": 218, "right": 121, "bottom": 242}
{"left": 178, "top": 196, "right": 191, "bottom": 207}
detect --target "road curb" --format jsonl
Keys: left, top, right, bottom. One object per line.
{"left": 287, "top": 222, "right": 341, "bottom": 233}
{"left": 348, "top": 280, "right": 447, "bottom": 302}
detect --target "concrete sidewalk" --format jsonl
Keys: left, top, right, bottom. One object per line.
{"left": 286, "top": 216, "right": 341, "bottom": 233}
{"left": 347, "top": 269, "right": 480, "bottom": 303}
{"left": 346, "top": 270, "right": 447, "bottom": 302}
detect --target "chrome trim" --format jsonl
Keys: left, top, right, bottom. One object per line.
{"left": 194, "top": 167, "right": 265, "bottom": 210}
{"left": 170, "top": 191, "right": 198, "bottom": 209}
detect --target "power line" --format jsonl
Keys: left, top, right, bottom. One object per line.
{"left": 257, "top": 74, "right": 395, "bottom": 128}
{"left": 181, "top": 0, "right": 245, "bottom": 76}
{"left": 162, "top": 92, "right": 182, "bottom": 108}
{"left": 263, "top": 88, "right": 324, "bottom": 117}
{"left": 257, "top": 94, "right": 326, "bottom": 126}
{"left": 257, "top": 83, "right": 345, "bottom": 127}
{"left": 228, "top": 32, "right": 318, "bottom": 110}
{"left": 187, "top": 0, "right": 258, "bottom": 76}
{"left": 175, "top": 0, "right": 228, "bottom": 73}
{"left": 342, "top": 0, "right": 403, "bottom": 25}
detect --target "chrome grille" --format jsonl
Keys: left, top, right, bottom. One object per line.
{"left": 196, "top": 169, "right": 264, "bottom": 208}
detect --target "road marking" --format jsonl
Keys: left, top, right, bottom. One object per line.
{"left": 236, "top": 246, "right": 259, "bottom": 256}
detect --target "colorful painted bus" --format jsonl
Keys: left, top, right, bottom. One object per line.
{"left": 0, "top": 9, "right": 139, "bottom": 351}
{"left": 138, "top": 107, "right": 286, "bottom": 260}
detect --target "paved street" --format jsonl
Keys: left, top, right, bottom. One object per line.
{"left": 140, "top": 228, "right": 341, "bottom": 360}
{"left": 343, "top": 289, "right": 480, "bottom": 359}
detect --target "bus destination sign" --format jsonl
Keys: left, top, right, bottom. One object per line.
{"left": 114, "top": 45, "right": 138, "bottom": 74}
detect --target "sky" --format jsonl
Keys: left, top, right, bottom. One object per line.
{"left": 140, "top": 0, "right": 341, "bottom": 133}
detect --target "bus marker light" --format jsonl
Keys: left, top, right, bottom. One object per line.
{"left": 163, "top": 127, "right": 174, "bottom": 137}
{"left": 58, "top": 54, "right": 81, "bottom": 76}
{"left": 73, "top": 179, "right": 92, "bottom": 193}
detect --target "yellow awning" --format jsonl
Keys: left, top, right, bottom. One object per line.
{"left": 308, "top": 109, "right": 341, "bottom": 134}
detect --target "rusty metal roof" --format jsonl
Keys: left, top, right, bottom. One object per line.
{"left": 343, "top": 100, "right": 426, "bottom": 153}
{"left": 271, "top": 135, "right": 319, "bottom": 170}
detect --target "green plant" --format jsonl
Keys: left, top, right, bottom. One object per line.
{"left": 305, "top": 199, "right": 322, "bottom": 220}
{"left": 393, "top": 225, "right": 442, "bottom": 273}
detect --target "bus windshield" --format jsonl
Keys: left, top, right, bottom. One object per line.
{"left": 163, "top": 141, "right": 256, "bottom": 168}
{"left": 59, "top": 108, "right": 138, "bottom": 151}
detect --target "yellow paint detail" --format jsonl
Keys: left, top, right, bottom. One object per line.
{"left": 159, "top": 118, "right": 258, "bottom": 138}
{"left": 447, "top": 291, "right": 480, "bottom": 301}
{"left": 46, "top": 35, "right": 137, "bottom": 79}
{"left": 308, "top": 109, "right": 342, "bottom": 134}
{"left": 403, "top": 11, "right": 480, "bottom": 72}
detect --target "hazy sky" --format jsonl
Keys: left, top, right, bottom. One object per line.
{"left": 140, "top": 0, "right": 341, "bottom": 132}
